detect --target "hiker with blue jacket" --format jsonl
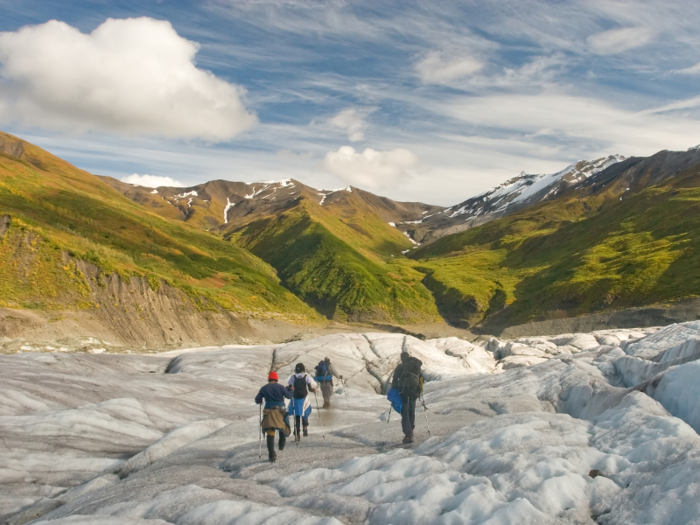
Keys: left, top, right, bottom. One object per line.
{"left": 287, "top": 363, "right": 318, "bottom": 439}
{"left": 315, "top": 357, "right": 341, "bottom": 408}
{"left": 391, "top": 351, "right": 423, "bottom": 444}
{"left": 255, "top": 371, "right": 292, "bottom": 462}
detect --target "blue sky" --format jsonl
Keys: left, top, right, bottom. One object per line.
{"left": 0, "top": 0, "right": 699, "bottom": 205}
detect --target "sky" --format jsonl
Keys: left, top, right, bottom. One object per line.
{"left": 0, "top": 0, "right": 699, "bottom": 205}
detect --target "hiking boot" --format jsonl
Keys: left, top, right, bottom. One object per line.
{"left": 402, "top": 435, "right": 413, "bottom": 444}
{"left": 323, "top": 401, "right": 330, "bottom": 408}
{"left": 279, "top": 433, "right": 286, "bottom": 451}
{"left": 303, "top": 426, "right": 308, "bottom": 437}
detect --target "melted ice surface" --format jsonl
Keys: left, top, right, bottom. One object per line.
{"left": 3, "top": 325, "right": 700, "bottom": 524}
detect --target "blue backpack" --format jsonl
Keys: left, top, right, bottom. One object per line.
{"left": 314, "top": 361, "right": 331, "bottom": 382}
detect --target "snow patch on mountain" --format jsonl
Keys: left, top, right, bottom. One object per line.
{"left": 402, "top": 231, "right": 418, "bottom": 245}
{"left": 223, "top": 198, "right": 235, "bottom": 224}
{"left": 175, "top": 190, "right": 198, "bottom": 199}
{"left": 244, "top": 180, "right": 295, "bottom": 200}
{"left": 447, "top": 155, "right": 625, "bottom": 219}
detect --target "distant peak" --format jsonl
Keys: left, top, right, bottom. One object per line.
{"left": 320, "top": 186, "right": 352, "bottom": 194}
{"left": 243, "top": 179, "right": 296, "bottom": 199}
{"left": 689, "top": 145, "right": 700, "bottom": 152}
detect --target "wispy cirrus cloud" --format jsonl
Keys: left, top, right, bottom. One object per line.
{"left": 415, "top": 50, "right": 483, "bottom": 85}
{"left": 673, "top": 62, "right": 700, "bottom": 75}
{"left": 587, "top": 26, "right": 654, "bottom": 56}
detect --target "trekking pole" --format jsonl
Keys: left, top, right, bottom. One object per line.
{"left": 313, "top": 391, "right": 326, "bottom": 439}
{"left": 421, "top": 395, "right": 431, "bottom": 436}
{"left": 340, "top": 377, "right": 350, "bottom": 408}
{"left": 258, "top": 404, "right": 262, "bottom": 459}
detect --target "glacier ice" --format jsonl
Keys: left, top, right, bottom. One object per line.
{"left": 2, "top": 325, "right": 700, "bottom": 524}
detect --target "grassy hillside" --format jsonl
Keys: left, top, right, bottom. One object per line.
{"left": 103, "top": 169, "right": 445, "bottom": 324}
{"left": 411, "top": 162, "right": 700, "bottom": 328}
{"left": 0, "top": 132, "right": 319, "bottom": 322}
{"left": 226, "top": 196, "right": 441, "bottom": 324}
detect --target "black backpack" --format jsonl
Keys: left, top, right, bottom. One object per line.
{"left": 293, "top": 375, "right": 308, "bottom": 399}
{"left": 398, "top": 357, "right": 422, "bottom": 398}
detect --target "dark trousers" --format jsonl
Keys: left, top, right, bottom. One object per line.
{"left": 266, "top": 429, "right": 285, "bottom": 460}
{"left": 400, "top": 396, "right": 416, "bottom": 438}
{"left": 294, "top": 415, "right": 309, "bottom": 434}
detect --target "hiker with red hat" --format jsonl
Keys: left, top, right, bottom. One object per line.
{"left": 254, "top": 371, "right": 292, "bottom": 462}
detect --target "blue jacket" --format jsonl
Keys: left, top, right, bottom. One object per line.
{"left": 255, "top": 382, "right": 292, "bottom": 409}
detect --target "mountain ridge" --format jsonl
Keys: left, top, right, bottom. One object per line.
{"left": 5, "top": 130, "right": 700, "bottom": 344}
{"left": 410, "top": 149, "right": 700, "bottom": 329}
{"left": 395, "top": 155, "right": 626, "bottom": 244}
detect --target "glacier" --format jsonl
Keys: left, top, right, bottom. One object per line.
{"left": 2, "top": 324, "right": 700, "bottom": 524}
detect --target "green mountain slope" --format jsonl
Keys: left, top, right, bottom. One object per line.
{"left": 104, "top": 174, "right": 444, "bottom": 324}
{"left": 224, "top": 193, "right": 441, "bottom": 324}
{"left": 0, "top": 132, "right": 318, "bottom": 323}
{"left": 411, "top": 158, "right": 700, "bottom": 328}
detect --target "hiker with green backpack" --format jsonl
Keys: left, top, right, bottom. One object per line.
{"left": 390, "top": 351, "right": 424, "bottom": 444}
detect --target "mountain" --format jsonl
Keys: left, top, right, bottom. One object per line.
{"left": 106, "top": 146, "right": 700, "bottom": 332}
{"left": 103, "top": 176, "right": 446, "bottom": 325}
{"left": 0, "top": 131, "right": 322, "bottom": 347}
{"left": 410, "top": 147, "right": 700, "bottom": 330}
{"left": 7, "top": 130, "right": 700, "bottom": 340}
{"left": 396, "top": 155, "right": 625, "bottom": 244}
{"left": 99, "top": 176, "right": 444, "bottom": 234}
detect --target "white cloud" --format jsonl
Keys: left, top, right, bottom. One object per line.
{"left": 0, "top": 18, "right": 257, "bottom": 140}
{"left": 674, "top": 62, "right": 700, "bottom": 75}
{"left": 322, "top": 146, "right": 418, "bottom": 189}
{"left": 329, "top": 108, "right": 374, "bottom": 142}
{"left": 587, "top": 27, "right": 653, "bottom": 56}
{"left": 416, "top": 50, "right": 483, "bottom": 84}
{"left": 121, "top": 174, "right": 185, "bottom": 188}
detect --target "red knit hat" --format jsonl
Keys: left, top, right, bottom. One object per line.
{"left": 268, "top": 371, "right": 279, "bottom": 381}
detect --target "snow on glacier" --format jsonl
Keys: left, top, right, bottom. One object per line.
{"left": 2, "top": 325, "right": 700, "bottom": 523}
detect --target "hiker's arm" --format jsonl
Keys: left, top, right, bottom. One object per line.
{"left": 254, "top": 388, "right": 263, "bottom": 405}
{"left": 283, "top": 385, "right": 293, "bottom": 399}
{"left": 308, "top": 375, "right": 318, "bottom": 392}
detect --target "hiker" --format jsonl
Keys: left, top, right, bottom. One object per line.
{"left": 314, "top": 356, "right": 342, "bottom": 408}
{"left": 391, "top": 351, "right": 423, "bottom": 444}
{"left": 254, "top": 371, "right": 292, "bottom": 462}
{"left": 287, "top": 363, "right": 318, "bottom": 439}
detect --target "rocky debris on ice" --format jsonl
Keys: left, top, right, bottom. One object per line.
{"left": 2, "top": 324, "right": 700, "bottom": 524}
